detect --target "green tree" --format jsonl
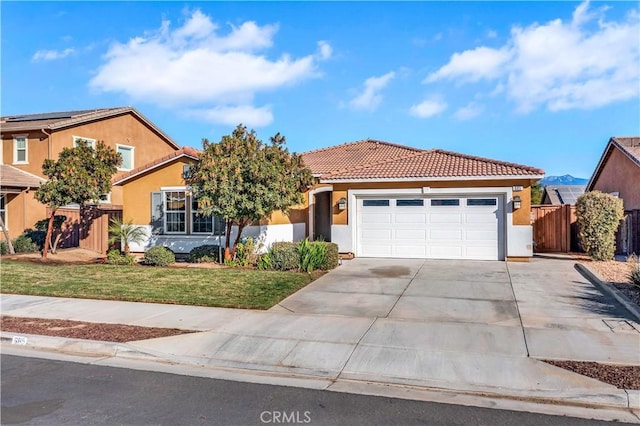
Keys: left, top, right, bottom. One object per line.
{"left": 108, "top": 218, "right": 147, "bottom": 255}
{"left": 34, "top": 215, "right": 67, "bottom": 254}
{"left": 575, "top": 191, "right": 624, "bottom": 261}
{"left": 35, "top": 140, "right": 121, "bottom": 258}
{"left": 188, "top": 124, "right": 313, "bottom": 260}
{"left": 531, "top": 182, "right": 543, "bottom": 205}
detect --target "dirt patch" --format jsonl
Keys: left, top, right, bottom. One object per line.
{"left": 1, "top": 316, "right": 195, "bottom": 343}
{"left": 1, "top": 248, "right": 105, "bottom": 265}
{"left": 545, "top": 360, "right": 640, "bottom": 390}
{"left": 583, "top": 260, "right": 640, "bottom": 307}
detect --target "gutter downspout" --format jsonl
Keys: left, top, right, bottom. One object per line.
{"left": 41, "top": 127, "right": 52, "bottom": 159}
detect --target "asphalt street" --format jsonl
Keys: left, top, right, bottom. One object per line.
{"left": 0, "top": 354, "right": 624, "bottom": 426}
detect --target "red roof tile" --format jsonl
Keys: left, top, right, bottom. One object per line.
{"left": 302, "top": 141, "right": 543, "bottom": 181}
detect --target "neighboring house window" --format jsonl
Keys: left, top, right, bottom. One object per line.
{"left": 13, "top": 135, "right": 28, "bottom": 164}
{"left": 72, "top": 136, "right": 96, "bottom": 149}
{"left": 191, "top": 198, "right": 224, "bottom": 234}
{"left": 116, "top": 144, "right": 134, "bottom": 171}
{"left": 0, "top": 194, "right": 6, "bottom": 228}
{"left": 98, "top": 192, "right": 111, "bottom": 204}
{"left": 164, "top": 191, "right": 186, "bottom": 233}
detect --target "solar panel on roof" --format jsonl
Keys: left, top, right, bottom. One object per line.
{"left": 6, "top": 109, "right": 97, "bottom": 122}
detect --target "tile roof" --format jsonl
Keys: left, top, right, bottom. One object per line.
{"left": 112, "top": 147, "right": 200, "bottom": 185}
{"left": 301, "top": 139, "right": 423, "bottom": 175}
{"left": 302, "top": 140, "right": 544, "bottom": 181}
{"left": 611, "top": 136, "right": 640, "bottom": 166}
{"left": 0, "top": 165, "right": 46, "bottom": 188}
{"left": 1, "top": 107, "right": 180, "bottom": 149}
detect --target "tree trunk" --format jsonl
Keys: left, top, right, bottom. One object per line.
{"left": 230, "top": 219, "right": 248, "bottom": 259}
{"left": 224, "top": 220, "right": 233, "bottom": 260}
{"left": 51, "top": 233, "right": 62, "bottom": 254}
{"left": 42, "top": 210, "right": 56, "bottom": 259}
{"left": 0, "top": 215, "right": 15, "bottom": 254}
{"left": 124, "top": 242, "right": 129, "bottom": 255}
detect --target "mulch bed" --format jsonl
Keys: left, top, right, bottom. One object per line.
{"left": 1, "top": 316, "right": 195, "bottom": 343}
{"left": 545, "top": 360, "right": 640, "bottom": 390}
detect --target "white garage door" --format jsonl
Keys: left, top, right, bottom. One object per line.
{"left": 357, "top": 195, "right": 503, "bottom": 260}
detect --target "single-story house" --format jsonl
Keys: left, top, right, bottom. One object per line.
{"left": 113, "top": 139, "right": 544, "bottom": 261}
{"left": 586, "top": 136, "right": 640, "bottom": 255}
{"left": 541, "top": 185, "right": 586, "bottom": 205}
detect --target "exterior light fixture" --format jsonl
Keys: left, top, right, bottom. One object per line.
{"left": 513, "top": 195, "right": 521, "bottom": 210}
{"left": 337, "top": 197, "right": 347, "bottom": 210}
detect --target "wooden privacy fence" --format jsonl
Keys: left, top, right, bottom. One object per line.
{"left": 531, "top": 205, "right": 579, "bottom": 253}
{"left": 49, "top": 205, "right": 122, "bottom": 254}
{"left": 532, "top": 205, "right": 640, "bottom": 255}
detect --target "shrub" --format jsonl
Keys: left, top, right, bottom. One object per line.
{"left": 575, "top": 191, "right": 624, "bottom": 261}
{"left": 108, "top": 218, "right": 147, "bottom": 255}
{"left": 628, "top": 254, "right": 640, "bottom": 289}
{"left": 143, "top": 246, "right": 175, "bottom": 266}
{"left": 106, "top": 249, "right": 136, "bottom": 266}
{"left": 13, "top": 234, "right": 39, "bottom": 253}
{"left": 189, "top": 245, "right": 222, "bottom": 263}
{"left": 298, "top": 238, "right": 327, "bottom": 273}
{"left": 0, "top": 240, "right": 7, "bottom": 255}
{"left": 319, "top": 242, "right": 340, "bottom": 270}
{"left": 268, "top": 242, "right": 300, "bottom": 271}
{"left": 23, "top": 229, "right": 47, "bottom": 250}
{"left": 257, "top": 252, "right": 273, "bottom": 270}
{"left": 235, "top": 237, "right": 259, "bottom": 266}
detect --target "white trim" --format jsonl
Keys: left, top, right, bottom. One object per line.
{"left": 163, "top": 190, "right": 187, "bottom": 235}
{"left": 343, "top": 186, "right": 516, "bottom": 259}
{"left": 307, "top": 186, "right": 333, "bottom": 240}
{"left": 116, "top": 144, "right": 135, "bottom": 171}
{"left": 12, "top": 134, "right": 29, "bottom": 165}
{"left": 160, "top": 186, "right": 188, "bottom": 191}
{"left": 98, "top": 192, "right": 111, "bottom": 204}
{"left": 72, "top": 135, "right": 96, "bottom": 148}
{"left": 321, "top": 175, "right": 543, "bottom": 183}
{"left": 0, "top": 193, "right": 7, "bottom": 230}
{"left": 113, "top": 154, "right": 199, "bottom": 185}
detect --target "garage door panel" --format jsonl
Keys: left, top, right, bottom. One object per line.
{"left": 395, "top": 213, "right": 428, "bottom": 224}
{"left": 358, "top": 195, "right": 502, "bottom": 260}
{"left": 430, "top": 214, "right": 462, "bottom": 224}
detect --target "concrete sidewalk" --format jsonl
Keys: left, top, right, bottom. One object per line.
{"left": 1, "top": 256, "right": 639, "bottom": 421}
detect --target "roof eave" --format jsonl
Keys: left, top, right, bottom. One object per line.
{"left": 112, "top": 153, "right": 199, "bottom": 185}
{"left": 319, "top": 174, "right": 545, "bottom": 184}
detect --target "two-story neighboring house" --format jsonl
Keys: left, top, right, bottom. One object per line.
{"left": 0, "top": 107, "right": 180, "bottom": 252}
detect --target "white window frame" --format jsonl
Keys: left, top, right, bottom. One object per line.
{"left": 163, "top": 190, "right": 187, "bottom": 234}
{"left": 0, "top": 194, "right": 7, "bottom": 230}
{"left": 98, "top": 192, "right": 112, "bottom": 204}
{"left": 190, "top": 198, "right": 223, "bottom": 235}
{"left": 12, "top": 135, "right": 28, "bottom": 165}
{"left": 72, "top": 136, "right": 96, "bottom": 149}
{"left": 116, "top": 144, "right": 135, "bottom": 171}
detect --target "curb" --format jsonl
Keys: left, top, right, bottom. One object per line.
{"left": 1, "top": 331, "right": 636, "bottom": 413}
{"left": 575, "top": 263, "right": 640, "bottom": 323}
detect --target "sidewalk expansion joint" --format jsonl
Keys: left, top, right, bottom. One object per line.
{"left": 506, "top": 262, "right": 530, "bottom": 357}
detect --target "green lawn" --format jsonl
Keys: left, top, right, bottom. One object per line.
{"left": 0, "top": 261, "right": 319, "bottom": 310}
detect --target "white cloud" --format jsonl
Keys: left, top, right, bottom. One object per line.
{"left": 348, "top": 71, "right": 396, "bottom": 111}
{"left": 32, "top": 48, "right": 75, "bottom": 62}
{"left": 409, "top": 97, "right": 447, "bottom": 118}
{"left": 486, "top": 29, "right": 498, "bottom": 39}
{"left": 453, "top": 102, "right": 484, "bottom": 120}
{"left": 424, "top": 1, "right": 640, "bottom": 112}
{"left": 186, "top": 105, "right": 273, "bottom": 127}
{"left": 89, "top": 10, "right": 331, "bottom": 126}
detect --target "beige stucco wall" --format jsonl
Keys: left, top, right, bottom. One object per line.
{"left": 591, "top": 148, "right": 640, "bottom": 210}
{"left": 4, "top": 190, "right": 47, "bottom": 239}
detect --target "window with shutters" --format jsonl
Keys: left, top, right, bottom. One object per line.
{"left": 164, "top": 191, "right": 186, "bottom": 233}
{"left": 152, "top": 190, "right": 225, "bottom": 235}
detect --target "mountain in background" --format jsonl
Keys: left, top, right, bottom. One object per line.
{"left": 539, "top": 175, "right": 589, "bottom": 186}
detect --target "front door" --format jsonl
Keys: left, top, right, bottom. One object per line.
{"left": 314, "top": 192, "right": 332, "bottom": 242}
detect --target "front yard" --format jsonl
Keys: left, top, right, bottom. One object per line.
{"left": 0, "top": 261, "right": 319, "bottom": 309}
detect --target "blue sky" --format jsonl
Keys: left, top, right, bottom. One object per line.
{"left": 2, "top": 1, "right": 639, "bottom": 178}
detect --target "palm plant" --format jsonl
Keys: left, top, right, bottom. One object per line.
{"left": 108, "top": 218, "right": 147, "bottom": 255}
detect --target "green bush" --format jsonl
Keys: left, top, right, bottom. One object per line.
{"left": 143, "top": 246, "right": 175, "bottom": 266}
{"left": 257, "top": 252, "right": 273, "bottom": 270}
{"left": 268, "top": 242, "right": 300, "bottom": 271}
{"left": 106, "top": 249, "right": 136, "bottom": 266}
{"left": 298, "top": 238, "right": 326, "bottom": 272}
{"left": 575, "top": 191, "right": 624, "bottom": 261}
{"left": 13, "top": 234, "right": 39, "bottom": 253}
{"left": 319, "top": 242, "right": 340, "bottom": 270}
{"left": 189, "top": 245, "right": 222, "bottom": 263}
{"left": 235, "top": 237, "right": 259, "bottom": 266}
{"left": 628, "top": 254, "right": 640, "bottom": 289}
{"left": 0, "top": 240, "right": 7, "bottom": 255}
{"left": 23, "top": 229, "right": 47, "bottom": 250}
